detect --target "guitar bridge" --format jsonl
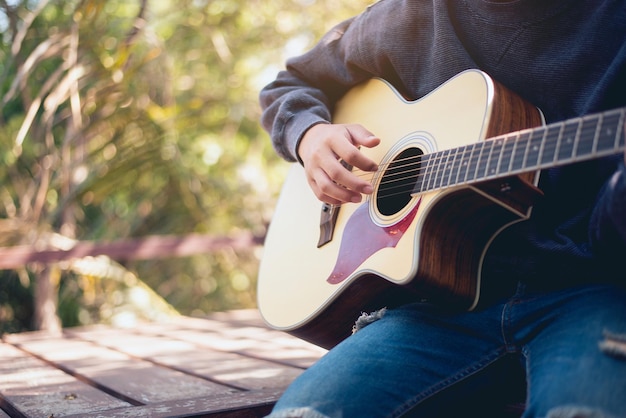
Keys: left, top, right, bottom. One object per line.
{"left": 318, "top": 159, "right": 353, "bottom": 247}
{"left": 318, "top": 203, "right": 340, "bottom": 247}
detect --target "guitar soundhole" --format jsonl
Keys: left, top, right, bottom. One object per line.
{"left": 377, "top": 147, "right": 423, "bottom": 216}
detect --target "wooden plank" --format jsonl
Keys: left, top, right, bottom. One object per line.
{"left": 90, "top": 313, "right": 326, "bottom": 370}
{"left": 63, "top": 326, "right": 305, "bottom": 391}
{"left": 159, "top": 327, "right": 325, "bottom": 369}
{"left": 0, "top": 342, "right": 131, "bottom": 417}
{"left": 62, "top": 389, "right": 281, "bottom": 418}
{"left": 3, "top": 332, "right": 238, "bottom": 404}
{"left": 140, "top": 314, "right": 328, "bottom": 369}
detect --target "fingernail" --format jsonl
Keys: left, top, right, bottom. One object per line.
{"left": 363, "top": 185, "right": 373, "bottom": 194}
{"left": 351, "top": 195, "right": 362, "bottom": 203}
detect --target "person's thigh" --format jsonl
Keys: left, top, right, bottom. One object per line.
{"left": 520, "top": 285, "right": 626, "bottom": 418}
{"left": 269, "top": 302, "right": 513, "bottom": 418}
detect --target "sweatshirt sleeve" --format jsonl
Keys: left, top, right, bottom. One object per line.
{"left": 259, "top": 0, "right": 415, "bottom": 163}
{"left": 259, "top": 16, "right": 369, "bottom": 163}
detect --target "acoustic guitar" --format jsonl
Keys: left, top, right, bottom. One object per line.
{"left": 257, "top": 69, "right": 626, "bottom": 349}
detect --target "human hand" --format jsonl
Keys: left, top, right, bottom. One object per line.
{"left": 298, "top": 123, "right": 380, "bottom": 205}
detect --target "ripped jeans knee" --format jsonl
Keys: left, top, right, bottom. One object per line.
{"left": 598, "top": 330, "right": 626, "bottom": 360}
{"left": 352, "top": 307, "right": 387, "bottom": 334}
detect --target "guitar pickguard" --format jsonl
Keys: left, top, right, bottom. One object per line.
{"left": 327, "top": 200, "right": 420, "bottom": 284}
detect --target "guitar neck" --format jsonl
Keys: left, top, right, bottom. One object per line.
{"left": 413, "top": 107, "right": 626, "bottom": 194}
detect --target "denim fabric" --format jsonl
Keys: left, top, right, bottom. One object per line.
{"left": 266, "top": 283, "right": 626, "bottom": 418}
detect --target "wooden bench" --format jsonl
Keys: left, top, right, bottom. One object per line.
{"left": 0, "top": 309, "right": 327, "bottom": 417}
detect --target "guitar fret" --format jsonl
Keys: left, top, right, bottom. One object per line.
{"left": 445, "top": 149, "right": 455, "bottom": 187}
{"left": 497, "top": 134, "right": 516, "bottom": 175}
{"left": 445, "top": 148, "right": 460, "bottom": 187}
{"left": 523, "top": 129, "right": 543, "bottom": 170}
{"left": 448, "top": 147, "right": 464, "bottom": 186}
{"left": 486, "top": 138, "right": 505, "bottom": 178}
{"left": 595, "top": 111, "right": 621, "bottom": 152}
{"left": 437, "top": 149, "right": 452, "bottom": 189}
{"left": 430, "top": 152, "right": 443, "bottom": 190}
{"left": 467, "top": 142, "right": 485, "bottom": 181}
{"left": 539, "top": 124, "right": 560, "bottom": 165}
{"left": 576, "top": 115, "right": 600, "bottom": 158}
{"left": 510, "top": 131, "right": 531, "bottom": 172}
{"left": 458, "top": 143, "right": 470, "bottom": 183}
{"left": 557, "top": 120, "right": 579, "bottom": 162}
{"left": 478, "top": 141, "right": 490, "bottom": 180}
{"left": 550, "top": 123, "right": 564, "bottom": 163}
{"left": 535, "top": 126, "right": 549, "bottom": 167}
{"left": 481, "top": 141, "right": 494, "bottom": 179}
{"left": 424, "top": 153, "right": 437, "bottom": 192}
{"left": 455, "top": 144, "right": 471, "bottom": 185}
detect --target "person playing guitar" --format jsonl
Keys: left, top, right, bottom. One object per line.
{"left": 259, "top": 0, "right": 626, "bottom": 416}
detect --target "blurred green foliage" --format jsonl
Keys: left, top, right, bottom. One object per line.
{"left": 0, "top": 0, "right": 372, "bottom": 333}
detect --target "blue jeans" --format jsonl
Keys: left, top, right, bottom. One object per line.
{"left": 266, "top": 283, "right": 626, "bottom": 418}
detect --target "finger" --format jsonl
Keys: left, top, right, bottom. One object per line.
{"left": 343, "top": 125, "right": 380, "bottom": 171}
{"left": 322, "top": 146, "right": 374, "bottom": 195}
{"left": 308, "top": 168, "right": 360, "bottom": 204}
{"left": 348, "top": 125, "right": 381, "bottom": 149}
{"left": 319, "top": 158, "right": 371, "bottom": 201}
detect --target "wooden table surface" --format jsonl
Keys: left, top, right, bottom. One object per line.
{"left": 0, "top": 310, "right": 327, "bottom": 418}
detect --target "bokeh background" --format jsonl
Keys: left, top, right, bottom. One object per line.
{"left": 0, "top": 0, "right": 371, "bottom": 334}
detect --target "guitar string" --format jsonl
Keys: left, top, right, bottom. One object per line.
{"left": 351, "top": 135, "right": 544, "bottom": 195}
{"left": 344, "top": 110, "right": 624, "bottom": 200}
{"left": 358, "top": 109, "right": 622, "bottom": 187}
{"left": 358, "top": 139, "right": 602, "bottom": 201}
{"left": 357, "top": 124, "right": 562, "bottom": 185}
{"left": 352, "top": 107, "right": 624, "bottom": 187}
{"left": 352, "top": 128, "right": 540, "bottom": 186}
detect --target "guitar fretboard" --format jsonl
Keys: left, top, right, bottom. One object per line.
{"left": 411, "top": 107, "right": 626, "bottom": 195}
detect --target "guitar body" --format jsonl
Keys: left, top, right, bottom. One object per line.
{"left": 258, "top": 70, "right": 545, "bottom": 348}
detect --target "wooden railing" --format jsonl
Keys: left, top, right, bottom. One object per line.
{"left": 0, "top": 232, "right": 265, "bottom": 269}
{"left": 0, "top": 232, "right": 266, "bottom": 332}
